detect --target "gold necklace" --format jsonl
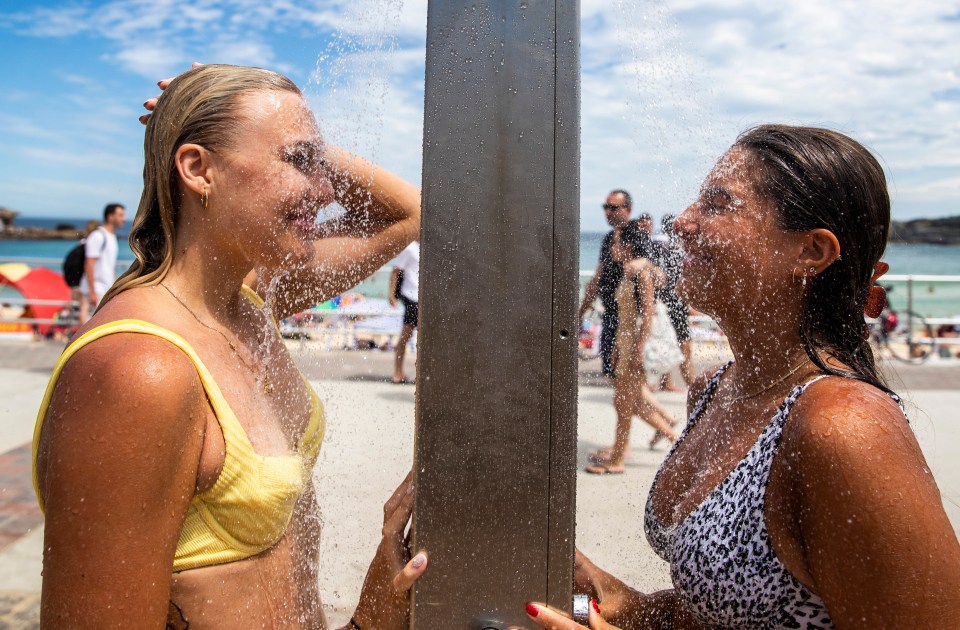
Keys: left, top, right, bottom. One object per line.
{"left": 160, "top": 283, "right": 274, "bottom": 395}
{"left": 728, "top": 357, "right": 810, "bottom": 404}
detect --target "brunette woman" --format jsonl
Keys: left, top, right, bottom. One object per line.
{"left": 522, "top": 125, "right": 960, "bottom": 628}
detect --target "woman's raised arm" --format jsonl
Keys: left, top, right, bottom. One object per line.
{"left": 255, "top": 146, "right": 420, "bottom": 320}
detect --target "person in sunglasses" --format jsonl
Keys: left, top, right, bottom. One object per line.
{"left": 578, "top": 190, "right": 635, "bottom": 380}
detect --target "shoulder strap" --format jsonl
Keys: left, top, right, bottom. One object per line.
{"left": 662, "top": 361, "right": 732, "bottom": 456}
{"left": 32, "top": 319, "right": 233, "bottom": 510}
{"left": 240, "top": 284, "right": 264, "bottom": 308}
{"left": 689, "top": 361, "right": 732, "bottom": 425}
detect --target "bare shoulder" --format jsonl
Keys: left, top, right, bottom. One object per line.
{"left": 778, "top": 378, "right": 960, "bottom": 625}
{"left": 780, "top": 375, "right": 931, "bottom": 512}
{"left": 623, "top": 257, "right": 655, "bottom": 276}
{"left": 56, "top": 330, "right": 203, "bottom": 411}
{"left": 784, "top": 376, "right": 914, "bottom": 459}
{"left": 38, "top": 330, "right": 208, "bottom": 492}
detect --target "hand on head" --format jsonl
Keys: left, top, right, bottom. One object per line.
{"left": 139, "top": 62, "right": 205, "bottom": 125}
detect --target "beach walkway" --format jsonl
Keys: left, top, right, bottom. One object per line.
{"left": 0, "top": 341, "right": 957, "bottom": 628}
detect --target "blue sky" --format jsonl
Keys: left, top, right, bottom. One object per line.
{"left": 1, "top": 0, "right": 958, "bottom": 232}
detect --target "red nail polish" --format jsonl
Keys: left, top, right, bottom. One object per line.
{"left": 525, "top": 603, "right": 540, "bottom": 617}
{"left": 591, "top": 599, "right": 601, "bottom": 614}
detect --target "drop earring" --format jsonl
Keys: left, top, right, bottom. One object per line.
{"left": 201, "top": 189, "right": 209, "bottom": 209}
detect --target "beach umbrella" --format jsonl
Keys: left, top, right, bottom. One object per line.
{"left": 0, "top": 263, "right": 71, "bottom": 334}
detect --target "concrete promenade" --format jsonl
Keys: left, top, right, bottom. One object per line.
{"left": 0, "top": 340, "right": 957, "bottom": 628}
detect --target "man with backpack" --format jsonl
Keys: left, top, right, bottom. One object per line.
{"left": 66, "top": 203, "right": 125, "bottom": 324}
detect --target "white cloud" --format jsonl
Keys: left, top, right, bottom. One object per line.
{"left": 570, "top": 0, "right": 960, "bottom": 227}
{"left": 1, "top": 0, "right": 958, "bottom": 227}
{"left": 106, "top": 42, "right": 189, "bottom": 78}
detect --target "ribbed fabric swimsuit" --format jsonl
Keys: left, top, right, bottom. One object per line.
{"left": 32, "top": 289, "right": 325, "bottom": 572}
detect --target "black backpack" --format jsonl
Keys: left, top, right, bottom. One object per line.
{"left": 62, "top": 228, "right": 105, "bottom": 288}
{"left": 62, "top": 242, "right": 86, "bottom": 288}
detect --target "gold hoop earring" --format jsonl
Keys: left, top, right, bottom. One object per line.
{"left": 201, "top": 189, "right": 209, "bottom": 209}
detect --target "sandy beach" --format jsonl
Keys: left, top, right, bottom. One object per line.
{"left": 0, "top": 340, "right": 957, "bottom": 628}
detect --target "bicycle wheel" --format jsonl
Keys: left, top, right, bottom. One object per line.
{"left": 884, "top": 311, "right": 935, "bottom": 364}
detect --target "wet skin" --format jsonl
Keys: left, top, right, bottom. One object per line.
{"left": 35, "top": 87, "right": 422, "bottom": 628}
{"left": 523, "top": 148, "right": 960, "bottom": 629}
{"left": 38, "top": 283, "right": 326, "bottom": 628}
{"left": 653, "top": 149, "right": 960, "bottom": 627}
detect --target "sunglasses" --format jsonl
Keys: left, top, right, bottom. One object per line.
{"left": 603, "top": 203, "right": 628, "bottom": 212}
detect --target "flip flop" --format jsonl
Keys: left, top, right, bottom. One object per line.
{"left": 391, "top": 377, "right": 413, "bottom": 385}
{"left": 584, "top": 462, "right": 625, "bottom": 475}
{"left": 589, "top": 448, "right": 632, "bottom": 464}
{"left": 589, "top": 450, "right": 612, "bottom": 464}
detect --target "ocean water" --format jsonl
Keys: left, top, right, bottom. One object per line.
{"left": 3, "top": 220, "right": 959, "bottom": 316}
{"left": 580, "top": 232, "right": 960, "bottom": 318}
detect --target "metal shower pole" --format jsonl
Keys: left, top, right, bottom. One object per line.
{"left": 412, "top": 1, "right": 580, "bottom": 628}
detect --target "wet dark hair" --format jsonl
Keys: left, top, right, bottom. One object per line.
{"left": 609, "top": 189, "right": 632, "bottom": 208}
{"left": 620, "top": 220, "right": 656, "bottom": 260}
{"left": 734, "top": 124, "right": 890, "bottom": 391}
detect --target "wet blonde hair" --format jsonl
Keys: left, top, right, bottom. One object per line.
{"left": 102, "top": 64, "right": 301, "bottom": 305}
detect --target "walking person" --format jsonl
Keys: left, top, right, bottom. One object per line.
{"left": 78, "top": 203, "right": 125, "bottom": 324}
{"left": 578, "top": 190, "right": 633, "bottom": 379}
{"left": 653, "top": 214, "right": 694, "bottom": 391}
{"left": 586, "top": 224, "right": 680, "bottom": 475}
{"left": 389, "top": 241, "right": 420, "bottom": 384}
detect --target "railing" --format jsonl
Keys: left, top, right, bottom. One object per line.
{"left": 2, "top": 252, "right": 959, "bottom": 348}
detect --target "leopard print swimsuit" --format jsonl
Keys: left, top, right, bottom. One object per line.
{"left": 645, "top": 362, "right": 865, "bottom": 629}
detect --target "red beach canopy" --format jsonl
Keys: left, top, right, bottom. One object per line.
{"left": 0, "top": 263, "right": 71, "bottom": 334}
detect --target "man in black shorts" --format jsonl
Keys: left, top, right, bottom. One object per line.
{"left": 389, "top": 241, "right": 420, "bottom": 384}
{"left": 578, "top": 190, "right": 633, "bottom": 378}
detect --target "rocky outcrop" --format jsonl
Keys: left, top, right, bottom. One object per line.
{"left": 890, "top": 216, "right": 960, "bottom": 245}
{"left": 0, "top": 225, "right": 83, "bottom": 240}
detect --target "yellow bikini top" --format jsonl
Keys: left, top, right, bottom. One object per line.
{"left": 32, "top": 291, "right": 325, "bottom": 572}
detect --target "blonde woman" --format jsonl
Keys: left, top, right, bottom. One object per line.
{"left": 33, "top": 65, "right": 425, "bottom": 629}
